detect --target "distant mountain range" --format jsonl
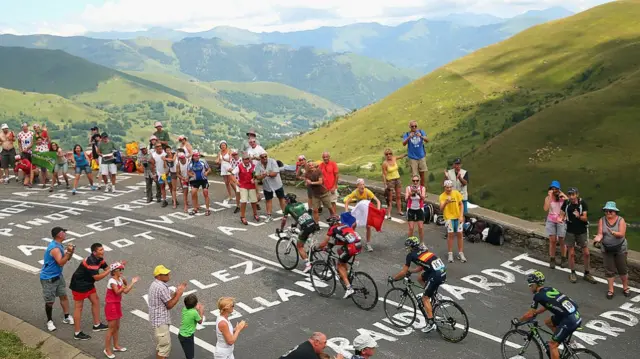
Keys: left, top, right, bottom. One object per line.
{"left": 84, "top": 7, "right": 574, "bottom": 73}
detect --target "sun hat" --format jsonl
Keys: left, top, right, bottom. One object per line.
{"left": 1, "top": 124, "right": 8, "bottom": 129}
{"left": 602, "top": 201, "right": 619, "bottom": 212}
{"left": 154, "top": 121, "right": 163, "bottom": 128}
{"left": 150, "top": 135, "right": 158, "bottom": 141}
{"left": 153, "top": 265, "right": 171, "bottom": 277}
{"left": 110, "top": 262, "right": 125, "bottom": 272}
{"left": 549, "top": 180, "right": 561, "bottom": 190}
{"left": 353, "top": 334, "right": 378, "bottom": 351}
{"left": 219, "top": 140, "right": 228, "bottom": 148}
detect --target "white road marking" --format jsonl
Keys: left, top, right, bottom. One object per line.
{"left": 130, "top": 309, "right": 216, "bottom": 353}
{"left": 0, "top": 199, "right": 89, "bottom": 211}
{"left": 204, "top": 246, "right": 222, "bottom": 253}
{"left": 114, "top": 216, "right": 196, "bottom": 238}
{"left": 0, "top": 254, "right": 41, "bottom": 274}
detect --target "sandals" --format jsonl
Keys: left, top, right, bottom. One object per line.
{"left": 254, "top": 215, "right": 260, "bottom": 222}
{"left": 623, "top": 288, "right": 631, "bottom": 297}
{"left": 205, "top": 210, "right": 211, "bottom": 216}
{"left": 241, "top": 217, "right": 248, "bottom": 225}
{"left": 189, "top": 210, "right": 199, "bottom": 216}
{"left": 606, "top": 291, "right": 614, "bottom": 300}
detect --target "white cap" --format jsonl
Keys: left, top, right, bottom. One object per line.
{"left": 356, "top": 178, "right": 365, "bottom": 185}
{"left": 444, "top": 179, "right": 454, "bottom": 187}
{"left": 353, "top": 334, "right": 378, "bottom": 351}
{"left": 0, "top": 124, "right": 8, "bottom": 129}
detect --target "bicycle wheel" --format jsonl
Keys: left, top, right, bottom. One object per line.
{"left": 383, "top": 288, "right": 417, "bottom": 328}
{"left": 276, "top": 238, "right": 299, "bottom": 270}
{"left": 565, "top": 348, "right": 602, "bottom": 359}
{"left": 433, "top": 300, "right": 469, "bottom": 343}
{"left": 350, "top": 271, "right": 379, "bottom": 310}
{"left": 501, "top": 329, "right": 543, "bottom": 359}
{"left": 310, "top": 261, "right": 337, "bottom": 297}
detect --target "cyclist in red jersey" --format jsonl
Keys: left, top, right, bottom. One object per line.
{"left": 316, "top": 215, "right": 363, "bottom": 298}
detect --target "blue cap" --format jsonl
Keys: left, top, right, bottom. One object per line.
{"left": 549, "top": 180, "right": 561, "bottom": 190}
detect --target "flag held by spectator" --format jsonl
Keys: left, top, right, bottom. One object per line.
{"left": 31, "top": 151, "right": 56, "bottom": 172}
{"left": 350, "top": 200, "right": 385, "bottom": 232}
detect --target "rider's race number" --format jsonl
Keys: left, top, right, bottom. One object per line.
{"left": 431, "top": 258, "right": 445, "bottom": 271}
{"left": 298, "top": 213, "right": 312, "bottom": 223}
{"left": 561, "top": 300, "right": 576, "bottom": 314}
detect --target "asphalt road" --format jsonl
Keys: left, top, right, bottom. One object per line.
{"left": 0, "top": 173, "right": 638, "bottom": 359}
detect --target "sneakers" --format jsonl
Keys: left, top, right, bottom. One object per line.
{"left": 457, "top": 252, "right": 467, "bottom": 263}
{"left": 111, "top": 185, "right": 116, "bottom": 192}
{"left": 583, "top": 272, "right": 597, "bottom": 284}
{"left": 71, "top": 188, "right": 76, "bottom": 195}
{"left": 421, "top": 322, "right": 437, "bottom": 333}
{"left": 63, "top": 316, "right": 74, "bottom": 325}
{"left": 74, "top": 331, "right": 91, "bottom": 340}
{"left": 448, "top": 252, "right": 454, "bottom": 263}
{"left": 366, "top": 244, "right": 373, "bottom": 252}
{"left": 343, "top": 286, "right": 355, "bottom": 299}
{"left": 103, "top": 350, "right": 116, "bottom": 359}
{"left": 46, "top": 320, "right": 56, "bottom": 332}
{"left": 569, "top": 272, "right": 577, "bottom": 283}
{"left": 93, "top": 323, "right": 108, "bottom": 331}
{"left": 265, "top": 215, "right": 273, "bottom": 222}
{"left": 233, "top": 207, "right": 240, "bottom": 214}
{"left": 303, "top": 262, "right": 312, "bottom": 273}
{"left": 559, "top": 256, "right": 566, "bottom": 269}
{"left": 104, "top": 184, "right": 110, "bottom": 192}
{"left": 549, "top": 257, "right": 556, "bottom": 269}
{"left": 161, "top": 200, "right": 168, "bottom": 208}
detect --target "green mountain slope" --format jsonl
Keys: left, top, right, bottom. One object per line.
{"left": 269, "top": 0, "right": 640, "bottom": 226}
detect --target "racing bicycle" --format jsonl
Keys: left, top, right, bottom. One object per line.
{"left": 501, "top": 318, "right": 602, "bottom": 359}
{"left": 309, "top": 245, "right": 378, "bottom": 310}
{"left": 275, "top": 226, "right": 324, "bottom": 270}
{"left": 383, "top": 274, "right": 469, "bottom": 343}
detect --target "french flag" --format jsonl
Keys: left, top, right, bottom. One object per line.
{"left": 345, "top": 200, "right": 386, "bottom": 232}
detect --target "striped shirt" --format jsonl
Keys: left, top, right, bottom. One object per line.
{"left": 148, "top": 279, "right": 172, "bottom": 328}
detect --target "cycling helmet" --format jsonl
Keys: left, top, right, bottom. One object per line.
{"left": 326, "top": 215, "right": 341, "bottom": 226}
{"left": 404, "top": 236, "right": 421, "bottom": 249}
{"left": 284, "top": 193, "right": 297, "bottom": 203}
{"left": 526, "top": 270, "right": 545, "bottom": 286}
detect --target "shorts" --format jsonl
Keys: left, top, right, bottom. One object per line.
{"left": 550, "top": 314, "right": 581, "bottom": 343}
{"left": 170, "top": 172, "right": 177, "bottom": 181}
{"left": 603, "top": 250, "right": 628, "bottom": 278}
{"left": 306, "top": 186, "right": 313, "bottom": 199}
{"left": 336, "top": 244, "right": 355, "bottom": 264}
{"left": 421, "top": 270, "right": 446, "bottom": 298}
{"left": 190, "top": 180, "right": 209, "bottom": 189}
{"left": 54, "top": 162, "right": 68, "bottom": 173}
{"left": 298, "top": 222, "right": 320, "bottom": 242}
{"left": 407, "top": 208, "right": 424, "bottom": 222}
{"left": 240, "top": 188, "right": 258, "bottom": 203}
{"left": 545, "top": 221, "right": 566, "bottom": 237}
{"left": 104, "top": 302, "right": 123, "bottom": 321}
{"left": 385, "top": 178, "right": 401, "bottom": 191}
{"left": 328, "top": 189, "right": 338, "bottom": 203}
{"left": 264, "top": 187, "right": 285, "bottom": 201}
{"left": 75, "top": 165, "right": 91, "bottom": 175}
{"left": 40, "top": 276, "right": 67, "bottom": 303}
{"left": 409, "top": 158, "right": 428, "bottom": 175}
{"left": 565, "top": 232, "right": 588, "bottom": 248}
{"left": 1, "top": 148, "right": 16, "bottom": 169}
{"left": 100, "top": 163, "right": 118, "bottom": 176}
{"left": 445, "top": 219, "right": 463, "bottom": 233}
{"left": 158, "top": 175, "right": 171, "bottom": 185}
{"left": 71, "top": 287, "right": 97, "bottom": 301}
{"left": 155, "top": 325, "right": 172, "bottom": 357}
{"left": 312, "top": 192, "right": 332, "bottom": 210}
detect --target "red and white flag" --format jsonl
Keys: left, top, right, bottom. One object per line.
{"left": 350, "top": 200, "right": 385, "bottom": 232}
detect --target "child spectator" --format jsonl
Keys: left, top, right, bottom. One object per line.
{"left": 179, "top": 294, "right": 205, "bottom": 359}
{"left": 103, "top": 262, "right": 139, "bottom": 359}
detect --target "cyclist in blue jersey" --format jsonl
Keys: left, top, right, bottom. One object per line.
{"left": 512, "top": 271, "right": 582, "bottom": 359}
{"left": 187, "top": 150, "right": 211, "bottom": 216}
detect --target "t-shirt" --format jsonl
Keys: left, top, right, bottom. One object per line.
{"left": 562, "top": 199, "right": 589, "bottom": 234}
{"left": 280, "top": 340, "right": 319, "bottom": 359}
{"left": 179, "top": 307, "right": 202, "bottom": 337}
{"left": 152, "top": 151, "right": 167, "bottom": 176}
{"left": 17, "top": 131, "right": 33, "bottom": 153}
{"left": 40, "top": 241, "right": 64, "bottom": 280}
{"left": 14, "top": 159, "right": 35, "bottom": 175}
{"left": 402, "top": 129, "right": 427, "bottom": 160}
{"left": 531, "top": 287, "right": 580, "bottom": 320}
{"left": 188, "top": 160, "right": 210, "bottom": 181}
{"left": 255, "top": 158, "right": 283, "bottom": 192}
{"left": 284, "top": 202, "right": 315, "bottom": 226}
{"left": 344, "top": 189, "right": 375, "bottom": 204}
{"left": 405, "top": 250, "right": 446, "bottom": 277}
{"left": 547, "top": 197, "right": 565, "bottom": 223}
{"left": 69, "top": 254, "right": 108, "bottom": 293}
{"left": 154, "top": 130, "right": 170, "bottom": 146}
{"left": 319, "top": 161, "right": 339, "bottom": 190}
{"left": 306, "top": 169, "right": 327, "bottom": 197}
{"left": 439, "top": 190, "right": 463, "bottom": 220}
{"left": 98, "top": 141, "right": 118, "bottom": 164}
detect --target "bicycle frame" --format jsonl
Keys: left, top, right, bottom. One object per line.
{"left": 390, "top": 276, "right": 441, "bottom": 321}
{"left": 516, "top": 319, "right": 579, "bottom": 359}
{"left": 278, "top": 227, "right": 318, "bottom": 259}
{"left": 322, "top": 246, "right": 359, "bottom": 287}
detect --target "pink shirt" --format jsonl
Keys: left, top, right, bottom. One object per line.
{"left": 547, "top": 199, "right": 564, "bottom": 223}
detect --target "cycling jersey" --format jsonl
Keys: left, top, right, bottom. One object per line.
{"left": 283, "top": 202, "right": 315, "bottom": 227}
{"left": 405, "top": 249, "right": 446, "bottom": 277}
{"left": 188, "top": 160, "right": 209, "bottom": 181}
{"left": 531, "top": 287, "right": 580, "bottom": 319}
{"left": 327, "top": 225, "right": 360, "bottom": 246}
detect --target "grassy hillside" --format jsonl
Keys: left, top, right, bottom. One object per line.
{"left": 269, "top": 0, "right": 640, "bottom": 232}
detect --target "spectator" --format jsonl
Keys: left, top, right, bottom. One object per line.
{"left": 344, "top": 179, "right": 381, "bottom": 252}
{"left": 14, "top": 154, "right": 38, "bottom": 187}
{"left": 217, "top": 140, "right": 235, "bottom": 203}
{"left": 49, "top": 142, "right": 70, "bottom": 192}
{"left": 70, "top": 145, "right": 97, "bottom": 194}
{"left": 229, "top": 149, "right": 242, "bottom": 214}
{"left": 17, "top": 122, "right": 33, "bottom": 161}
{"left": 444, "top": 158, "right": 469, "bottom": 214}
{"left": 439, "top": 180, "right": 467, "bottom": 263}
{"left": 139, "top": 146, "right": 160, "bottom": 203}
{"left": 405, "top": 174, "right": 426, "bottom": 244}
{"left": 69, "top": 243, "right": 110, "bottom": 340}
{"left": 89, "top": 127, "right": 100, "bottom": 162}
{"left": 34, "top": 133, "right": 50, "bottom": 188}
{"left": 593, "top": 201, "right": 630, "bottom": 299}
{"left": 97, "top": 133, "right": 119, "bottom": 193}
{"left": 255, "top": 151, "right": 286, "bottom": 222}
{"left": 148, "top": 265, "right": 188, "bottom": 359}
{"left": 187, "top": 150, "right": 212, "bottom": 215}
{"left": 177, "top": 135, "right": 193, "bottom": 159}
{"left": 402, "top": 120, "right": 429, "bottom": 188}
{"left": 381, "top": 148, "right": 406, "bottom": 219}
{"left": 90, "top": 133, "right": 102, "bottom": 178}
{"left": 149, "top": 135, "right": 158, "bottom": 150}
{"left": 280, "top": 332, "right": 327, "bottom": 359}
{"left": 295, "top": 156, "right": 313, "bottom": 214}
{"left": 243, "top": 128, "right": 260, "bottom": 153}
{"left": 164, "top": 145, "right": 178, "bottom": 209}
{"left": 561, "top": 187, "right": 597, "bottom": 284}
{"left": 0, "top": 123, "right": 16, "bottom": 184}
{"left": 215, "top": 297, "right": 247, "bottom": 359}
{"left": 176, "top": 152, "right": 191, "bottom": 213}
{"left": 103, "top": 262, "right": 139, "bottom": 359}
{"left": 246, "top": 138, "right": 266, "bottom": 163}
{"left": 40, "top": 227, "right": 75, "bottom": 332}
{"left": 306, "top": 161, "right": 335, "bottom": 223}
{"left": 320, "top": 152, "right": 340, "bottom": 214}
{"left": 33, "top": 124, "right": 50, "bottom": 149}
{"left": 544, "top": 180, "right": 567, "bottom": 269}
{"left": 153, "top": 122, "right": 170, "bottom": 149}
{"left": 230, "top": 152, "right": 260, "bottom": 224}
{"left": 179, "top": 294, "right": 205, "bottom": 359}
{"left": 150, "top": 143, "right": 169, "bottom": 207}
{"left": 352, "top": 333, "right": 378, "bottom": 359}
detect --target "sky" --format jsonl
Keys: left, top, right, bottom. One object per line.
{"left": 0, "top": 0, "right": 614, "bottom": 36}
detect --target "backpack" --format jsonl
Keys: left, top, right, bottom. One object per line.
{"left": 485, "top": 223, "right": 504, "bottom": 246}
{"left": 464, "top": 219, "right": 487, "bottom": 243}
{"left": 114, "top": 151, "right": 123, "bottom": 165}
{"left": 123, "top": 158, "right": 136, "bottom": 173}
{"left": 423, "top": 203, "right": 435, "bottom": 224}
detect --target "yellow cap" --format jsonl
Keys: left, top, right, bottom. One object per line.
{"left": 153, "top": 265, "right": 171, "bottom": 277}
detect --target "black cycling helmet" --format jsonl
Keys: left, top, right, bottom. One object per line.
{"left": 526, "top": 271, "right": 546, "bottom": 286}
{"left": 285, "top": 193, "right": 297, "bottom": 203}
{"left": 404, "top": 236, "right": 421, "bottom": 249}
{"left": 326, "top": 215, "right": 340, "bottom": 226}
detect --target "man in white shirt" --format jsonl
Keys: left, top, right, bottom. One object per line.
{"left": 150, "top": 143, "right": 169, "bottom": 208}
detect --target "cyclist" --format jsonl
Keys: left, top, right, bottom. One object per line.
{"left": 512, "top": 271, "right": 582, "bottom": 359}
{"left": 316, "top": 215, "right": 363, "bottom": 299}
{"left": 388, "top": 236, "right": 446, "bottom": 333}
{"left": 277, "top": 193, "right": 319, "bottom": 273}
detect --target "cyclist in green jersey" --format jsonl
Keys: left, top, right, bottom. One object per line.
{"left": 278, "top": 193, "right": 319, "bottom": 273}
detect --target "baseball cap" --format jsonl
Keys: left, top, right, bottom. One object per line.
{"left": 101, "top": 132, "right": 109, "bottom": 138}
{"left": 549, "top": 180, "right": 561, "bottom": 190}
{"left": 90, "top": 126, "right": 99, "bottom": 131}
{"left": 1, "top": 124, "right": 8, "bottom": 129}
{"left": 231, "top": 148, "right": 238, "bottom": 154}
{"left": 21, "top": 122, "right": 28, "bottom": 127}
{"left": 150, "top": 135, "right": 158, "bottom": 141}
{"left": 353, "top": 334, "right": 378, "bottom": 351}
{"left": 453, "top": 158, "right": 462, "bottom": 164}
{"left": 153, "top": 265, "right": 171, "bottom": 277}
{"left": 154, "top": 121, "right": 163, "bottom": 128}
{"left": 246, "top": 128, "right": 256, "bottom": 136}
{"left": 192, "top": 150, "right": 200, "bottom": 156}
{"left": 567, "top": 187, "right": 579, "bottom": 194}
{"left": 177, "top": 135, "right": 185, "bottom": 141}
{"left": 298, "top": 155, "right": 306, "bottom": 161}
{"left": 51, "top": 226, "right": 67, "bottom": 238}
{"left": 178, "top": 152, "right": 186, "bottom": 159}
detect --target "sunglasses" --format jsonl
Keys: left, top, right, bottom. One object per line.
{"left": 605, "top": 210, "right": 616, "bottom": 214}
{"left": 385, "top": 153, "right": 392, "bottom": 155}
{"left": 412, "top": 179, "right": 420, "bottom": 182}
{"left": 410, "top": 125, "right": 417, "bottom": 128}
{"left": 155, "top": 146, "right": 162, "bottom": 148}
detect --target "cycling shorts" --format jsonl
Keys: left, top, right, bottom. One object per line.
{"left": 551, "top": 313, "right": 582, "bottom": 343}
{"left": 421, "top": 270, "right": 446, "bottom": 298}
{"left": 445, "top": 219, "right": 463, "bottom": 233}
{"left": 190, "top": 180, "right": 209, "bottom": 190}
{"left": 298, "top": 221, "right": 319, "bottom": 242}
{"left": 335, "top": 242, "right": 362, "bottom": 264}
